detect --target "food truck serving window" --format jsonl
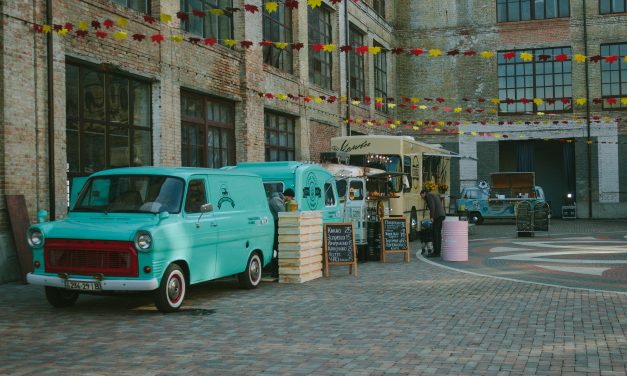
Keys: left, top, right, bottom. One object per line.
{"left": 349, "top": 180, "right": 364, "bottom": 201}
{"left": 388, "top": 156, "right": 402, "bottom": 193}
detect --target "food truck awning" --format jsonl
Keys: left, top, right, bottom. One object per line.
{"left": 424, "top": 152, "right": 477, "bottom": 160}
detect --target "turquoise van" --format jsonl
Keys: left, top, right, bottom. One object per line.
{"left": 223, "top": 162, "right": 342, "bottom": 223}
{"left": 26, "top": 167, "right": 274, "bottom": 312}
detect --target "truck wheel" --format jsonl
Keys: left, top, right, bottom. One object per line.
{"left": 409, "top": 207, "right": 418, "bottom": 242}
{"left": 239, "top": 252, "right": 262, "bottom": 289}
{"left": 469, "top": 212, "right": 484, "bottom": 225}
{"left": 45, "top": 286, "right": 79, "bottom": 308}
{"left": 154, "top": 264, "right": 186, "bottom": 312}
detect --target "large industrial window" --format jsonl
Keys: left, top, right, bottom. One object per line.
{"left": 349, "top": 25, "right": 365, "bottom": 99}
{"left": 263, "top": 0, "right": 293, "bottom": 73}
{"left": 600, "top": 0, "right": 626, "bottom": 13}
{"left": 180, "top": 0, "right": 233, "bottom": 40}
{"left": 372, "top": 0, "right": 386, "bottom": 18}
{"left": 374, "top": 41, "right": 388, "bottom": 113}
{"left": 601, "top": 43, "right": 627, "bottom": 109}
{"left": 265, "top": 112, "right": 295, "bottom": 161}
{"left": 497, "top": 0, "right": 570, "bottom": 22}
{"left": 498, "top": 47, "right": 573, "bottom": 113}
{"left": 181, "top": 92, "right": 235, "bottom": 168}
{"left": 308, "top": 5, "right": 333, "bottom": 89}
{"left": 65, "top": 62, "right": 152, "bottom": 177}
{"left": 112, "top": 0, "right": 149, "bottom": 13}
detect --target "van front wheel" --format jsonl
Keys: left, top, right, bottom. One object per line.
{"left": 45, "top": 287, "right": 79, "bottom": 308}
{"left": 154, "top": 264, "right": 186, "bottom": 312}
{"left": 239, "top": 252, "right": 262, "bottom": 289}
{"left": 469, "top": 212, "right": 484, "bottom": 225}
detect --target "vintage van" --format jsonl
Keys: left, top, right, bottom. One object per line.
{"left": 26, "top": 167, "right": 274, "bottom": 312}
{"left": 223, "top": 162, "right": 342, "bottom": 223}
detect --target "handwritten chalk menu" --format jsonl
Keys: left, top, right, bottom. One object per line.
{"left": 381, "top": 217, "right": 410, "bottom": 263}
{"left": 323, "top": 223, "right": 357, "bottom": 277}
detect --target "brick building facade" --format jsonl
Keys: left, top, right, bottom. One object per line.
{"left": 1, "top": 0, "right": 626, "bottom": 282}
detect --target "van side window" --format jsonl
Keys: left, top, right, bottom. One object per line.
{"left": 263, "top": 182, "right": 284, "bottom": 200}
{"left": 185, "top": 179, "right": 207, "bottom": 213}
{"left": 403, "top": 156, "right": 412, "bottom": 193}
{"left": 324, "top": 182, "right": 336, "bottom": 207}
{"left": 349, "top": 181, "right": 364, "bottom": 201}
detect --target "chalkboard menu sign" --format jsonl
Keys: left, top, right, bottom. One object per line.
{"left": 381, "top": 217, "right": 410, "bottom": 263}
{"left": 323, "top": 223, "right": 357, "bottom": 276}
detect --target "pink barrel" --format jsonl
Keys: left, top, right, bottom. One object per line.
{"left": 441, "top": 220, "right": 468, "bottom": 261}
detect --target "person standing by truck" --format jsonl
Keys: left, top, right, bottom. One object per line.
{"left": 268, "top": 191, "right": 285, "bottom": 279}
{"left": 420, "top": 189, "right": 446, "bottom": 258}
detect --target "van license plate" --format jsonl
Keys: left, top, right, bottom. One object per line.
{"left": 64, "top": 280, "right": 102, "bottom": 291}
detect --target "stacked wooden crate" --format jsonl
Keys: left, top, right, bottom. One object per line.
{"left": 277, "top": 211, "right": 323, "bottom": 283}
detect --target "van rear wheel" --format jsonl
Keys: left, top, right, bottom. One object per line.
{"left": 45, "top": 287, "right": 79, "bottom": 308}
{"left": 239, "top": 252, "right": 262, "bottom": 289}
{"left": 469, "top": 212, "right": 484, "bottom": 225}
{"left": 154, "top": 264, "right": 186, "bottom": 312}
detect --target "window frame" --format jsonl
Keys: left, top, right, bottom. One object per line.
{"left": 600, "top": 42, "right": 627, "bottom": 110}
{"left": 262, "top": 0, "right": 293, "bottom": 73}
{"left": 497, "top": 46, "right": 573, "bottom": 114}
{"left": 111, "top": 0, "right": 150, "bottom": 13}
{"left": 349, "top": 25, "right": 366, "bottom": 100}
{"left": 180, "top": 0, "right": 234, "bottom": 40}
{"left": 373, "top": 41, "right": 388, "bottom": 114}
{"left": 181, "top": 91, "right": 236, "bottom": 168}
{"left": 599, "top": 0, "right": 627, "bottom": 14}
{"left": 308, "top": 5, "right": 333, "bottom": 90}
{"left": 264, "top": 111, "right": 296, "bottom": 162}
{"left": 496, "top": 0, "right": 571, "bottom": 22}
{"left": 372, "top": 0, "right": 386, "bottom": 18}
{"left": 65, "top": 61, "right": 153, "bottom": 180}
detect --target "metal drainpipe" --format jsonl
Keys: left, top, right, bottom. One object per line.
{"left": 344, "top": 0, "right": 351, "bottom": 136}
{"left": 582, "top": 0, "right": 592, "bottom": 218}
{"left": 46, "top": 0, "right": 56, "bottom": 220}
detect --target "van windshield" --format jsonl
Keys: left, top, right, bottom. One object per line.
{"left": 73, "top": 175, "right": 185, "bottom": 214}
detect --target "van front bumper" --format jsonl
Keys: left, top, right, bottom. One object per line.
{"left": 27, "top": 273, "right": 158, "bottom": 291}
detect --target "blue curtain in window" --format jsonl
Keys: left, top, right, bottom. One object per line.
{"left": 516, "top": 141, "right": 534, "bottom": 172}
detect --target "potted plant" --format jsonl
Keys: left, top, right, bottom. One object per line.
{"left": 437, "top": 182, "right": 448, "bottom": 194}
{"left": 423, "top": 180, "right": 436, "bottom": 192}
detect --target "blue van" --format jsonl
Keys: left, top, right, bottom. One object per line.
{"left": 27, "top": 167, "right": 274, "bottom": 312}
{"left": 223, "top": 162, "right": 342, "bottom": 223}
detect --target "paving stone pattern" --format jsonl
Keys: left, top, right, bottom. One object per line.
{"left": 1, "top": 240, "right": 626, "bottom": 375}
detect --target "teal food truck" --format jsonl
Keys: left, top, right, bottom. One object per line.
{"left": 223, "top": 162, "right": 342, "bottom": 223}
{"left": 27, "top": 167, "right": 274, "bottom": 312}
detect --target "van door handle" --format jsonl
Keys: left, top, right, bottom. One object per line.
{"left": 210, "top": 222, "right": 218, "bottom": 227}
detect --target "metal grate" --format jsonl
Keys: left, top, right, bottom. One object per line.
{"left": 45, "top": 239, "right": 138, "bottom": 277}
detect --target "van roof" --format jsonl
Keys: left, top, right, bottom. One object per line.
{"left": 90, "top": 166, "right": 260, "bottom": 179}
{"left": 225, "top": 162, "right": 329, "bottom": 179}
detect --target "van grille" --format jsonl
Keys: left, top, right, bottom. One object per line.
{"left": 44, "top": 239, "right": 138, "bottom": 277}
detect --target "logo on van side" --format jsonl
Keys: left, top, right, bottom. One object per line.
{"left": 302, "top": 172, "right": 321, "bottom": 210}
{"left": 332, "top": 140, "right": 372, "bottom": 153}
{"left": 217, "top": 184, "right": 235, "bottom": 209}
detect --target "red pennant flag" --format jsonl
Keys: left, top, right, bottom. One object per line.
{"left": 240, "top": 40, "right": 253, "bottom": 49}
{"left": 555, "top": 53, "right": 568, "bottom": 62}
{"left": 463, "top": 50, "right": 476, "bottom": 56}
{"left": 410, "top": 104, "right": 417, "bottom": 110}
{"left": 447, "top": 49, "right": 460, "bottom": 56}
{"left": 391, "top": 48, "right": 404, "bottom": 55}
{"left": 132, "top": 33, "right": 146, "bottom": 41}
{"left": 151, "top": 34, "right": 165, "bottom": 43}
{"left": 435, "top": 98, "right": 445, "bottom": 103}
{"left": 312, "top": 43, "right": 324, "bottom": 52}
{"left": 244, "top": 4, "right": 260, "bottom": 13}
{"left": 520, "top": 98, "right": 530, "bottom": 104}
{"left": 143, "top": 15, "right": 156, "bottom": 24}
{"left": 476, "top": 109, "right": 484, "bottom": 113}
{"left": 466, "top": 108, "right": 473, "bottom": 113}
{"left": 265, "top": 93, "right": 274, "bottom": 99}
{"left": 356, "top": 45, "right": 369, "bottom": 55}
{"left": 91, "top": 20, "right": 101, "bottom": 29}
{"left": 560, "top": 98, "right": 571, "bottom": 104}
{"left": 76, "top": 30, "right": 89, "bottom": 38}
{"left": 96, "top": 30, "right": 108, "bottom": 38}
{"left": 64, "top": 22, "right": 74, "bottom": 32}
{"left": 538, "top": 54, "right": 551, "bottom": 61}
{"left": 589, "top": 55, "right": 602, "bottom": 63}
{"left": 593, "top": 98, "right": 603, "bottom": 104}
{"left": 604, "top": 55, "right": 619, "bottom": 64}
{"left": 53, "top": 24, "right": 63, "bottom": 32}
{"left": 303, "top": 96, "right": 312, "bottom": 102}
{"left": 431, "top": 106, "right": 438, "bottom": 111}
{"left": 364, "top": 96, "right": 371, "bottom": 103}
{"left": 260, "top": 40, "right": 273, "bottom": 47}
{"left": 292, "top": 42, "right": 304, "bottom": 50}
{"left": 34, "top": 24, "right": 43, "bottom": 33}
{"left": 285, "top": 0, "right": 299, "bottom": 10}
{"left": 328, "top": 96, "right": 337, "bottom": 103}
{"left": 204, "top": 37, "right": 217, "bottom": 46}
{"left": 375, "top": 102, "right": 384, "bottom": 108}
{"left": 340, "top": 45, "right": 352, "bottom": 53}
{"left": 503, "top": 51, "right": 516, "bottom": 60}
{"left": 103, "top": 19, "right": 114, "bottom": 29}
{"left": 477, "top": 98, "right": 486, "bottom": 102}
{"left": 410, "top": 48, "right": 423, "bottom": 56}
{"left": 192, "top": 9, "right": 206, "bottom": 17}
{"left": 176, "top": 11, "right": 189, "bottom": 21}
{"left": 505, "top": 98, "right": 515, "bottom": 104}
{"left": 547, "top": 98, "right": 556, "bottom": 104}
{"left": 189, "top": 37, "right": 201, "bottom": 44}
{"left": 607, "top": 98, "right": 618, "bottom": 105}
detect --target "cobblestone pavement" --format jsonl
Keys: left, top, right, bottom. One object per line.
{"left": 0, "top": 221, "right": 626, "bottom": 375}
{"left": 428, "top": 219, "right": 627, "bottom": 293}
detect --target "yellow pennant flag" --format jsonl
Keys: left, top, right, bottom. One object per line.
{"left": 428, "top": 49, "right": 442, "bottom": 57}
{"left": 410, "top": 97, "right": 419, "bottom": 103}
{"left": 323, "top": 44, "right": 336, "bottom": 52}
{"left": 395, "top": 120, "right": 401, "bottom": 125}
{"left": 224, "top": 39, "right": 237, "bottom": 47}
{"left": 438, "top": 121, "right": 445, "bottom": 126}
{"left": 419, "top": 105, "right": 427, "bottom": 110}
{"left": 471, "top": 131, "right": 478, "bottom": 136}
{"left": 520, "top": 52, "right": 533, "bottom": 61}
{"left": 575, "top": 97, "right": 587, "bottom": 105}
{"left": 78, "top": 21, "right": 89, "bottom": 31}
{"left": 369, "top": 46, "right": 382, "bottom": 55}
{"left": 620, "top": 98, "right": 627, "bottom": 105}
{"left": 413, "top": 126, "right": 419, "bottom": 130}
{"left": 351, "top": 100, "right": 361, "bottom": 105}
{"left": 454, "top": 107, "right": 462, "bottom": 113}
{"left": 378, "top": 119, "right": 385, "bottom": 124}
{"left": 265, "top": 2, "right": 278, "bottom": 13}
{"left": 458, "top": 130, "right": 465, "bottom": 135}
{"left": 481, "top": 51, "right": 495, "bottom": 59}
{"left": 113, "top": 31, "right": 127, "bottom": 41}
{"left": 42, "top": 24, "right": 52, "bottom": 33}
{"left": 494, "top": 134, "right": 501, "bottom": 139}
{"left": 210, "top": 8, "right": 225, "bottom": 16}
{"left": 160, "top": 13, "right": 172, "bottom": 23}
{"left": 388, "top": 103, "right": 397, "bottom": 109}
{"left": 434, "top": 128, "right": 441, "bottom": 132}
{"left": 416, "top": 121, "right": 423, "bottom": 126}
{"left": 390, "top": 124, "right": 396, "bottom": 129}
{"left": 586, "top": 140, "right": 593, "bottom": 144}
{"left": 488, "top": 109, "right": 497, "bottom": 114}
{"left": 314, "top": 97, "right": 323, "bottom": 104}
{"left": 491, "top": 98, "right": 500, "bottom": 105}
{"left": 574, "top": 54, "right": 587, "bottom": 63}
{"left": 276, "top": 93, "right": 287, "bottom": 100}
{"left": 117, "top": 17, "right": 128, "bottom": 28}
{"left": 340, "top": 96, "right": 347, "bottom": 102}
{"left": 537, "top": 112, "right": 545, "bottom": 116}
{"left": 170, "top": 35, "right": 184, "bottom": 42}
{"left": 533, "top": 98, "right": 543, "bottom": 105}
{"left": 307, "top": 0, "right": 323, "bottom": 8}
{"left": 375, "top": 97, "right": 383, "bottom": 103}
{"left": 57, "top": 28, "right": 69, "bottom": 36}
{"left": 274, "top": 42, "right": 288, "bottom": 49}
{"left": 624, "top": 56, "right": 627, "bottom": 62}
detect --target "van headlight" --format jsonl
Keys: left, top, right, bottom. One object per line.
{"left": 134, "top": 231, "right": 152, "bottom": 251}
{"left": 28, "top": 229, "right": 44, "bottom": 248}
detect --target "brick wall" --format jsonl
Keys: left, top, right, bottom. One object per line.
{"left": 309, "top": 121, "right": 340, "bottom": 162}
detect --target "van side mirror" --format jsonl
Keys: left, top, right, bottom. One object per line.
{"left": 201, "top": 203, "right": 214, "bottom": 213}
